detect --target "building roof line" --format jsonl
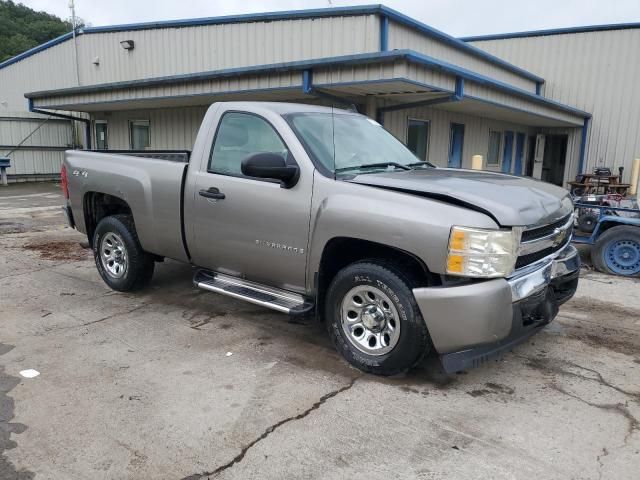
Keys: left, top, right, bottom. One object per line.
{"left": 24, "top": 49, "right": 589, "bottom": 119}
{"left": 0, "top": 4, "right": 543, "bottom": 83}
{"left": 460, "top": 22, "right": 640, "bottom": 42}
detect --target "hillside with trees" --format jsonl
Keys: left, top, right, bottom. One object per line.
{"left": 0, "top": 0, "right": 73, "bottom": 62}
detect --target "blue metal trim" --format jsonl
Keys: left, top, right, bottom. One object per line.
{"left": 33, "top": 86, "right": 304, "bottom": 110}
{"left": 28, "top": 98, "right": 92, "bottom": 149}
{"left": 1, "top": 4, "right": 544, "bottom": 86}
{"left": 82, "top": 5, "right": 383, "bottom": 33}
{"left": 502, "top": 131, "right": 514, "bottom": 174}
{"left": 0, "top": 32, "right": 74, "bottom": 70}
{"left": 380, "top": 15, "right": 389, "bottom": 51}
{"left": 535, "top": 82, "right": 542, "bottom": 95}
{"left": 463, "top": 94, "right": 584, "bottom": 126}
{"left": 302, "top": 70, "right": 313, "bottom": 94}
{"left": 24, "top": 49, "right": 587, "bottom": 119}
{"left": 460, "top": 22, "right": 640, "bottom": 42}
{"left": 454, "top": 76, "right": 464, "bottom": 99}
{"left": 578, "top": 117, "right": 590, "bottom": 174}
{"left": 378, "top": 5, "right": 544, "bottom": 84}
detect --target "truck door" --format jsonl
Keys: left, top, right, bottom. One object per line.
{"left": 188, "top": 111, "right": 311, "bottom": 293}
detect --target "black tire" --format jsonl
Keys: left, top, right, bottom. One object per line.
{"left": 93, "top": 214, "right": 155, "bottom": 291}
{"left": 591, "top": 225, "right": 640, "bottom": 277}
{"left": 325, "top": 261, "right": 431, "bottom": 376}
{"left": 577, "top": 212, "right": 598, "bottom": 233}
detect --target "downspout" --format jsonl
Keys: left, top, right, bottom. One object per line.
{"left": 577, "top": 116, "right": 590, "bottom": 175}
{"left": 376, "top": 76, "right": 465, "bottom": 126}
{"left": 28, "top": 98, "right": 91, "bottom": 149}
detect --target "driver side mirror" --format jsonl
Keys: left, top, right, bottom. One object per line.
{"left": 241, "top": 152, "right": 299, "bottom": 188}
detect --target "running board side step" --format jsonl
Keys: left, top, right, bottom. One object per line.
{"left": 193, "top": 270, "right": 314, "bottom": 315}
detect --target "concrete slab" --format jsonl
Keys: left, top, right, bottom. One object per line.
{"left": 1, "top": 183, "right": 639, "bottom": 479}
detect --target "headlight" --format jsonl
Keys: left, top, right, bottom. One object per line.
{"left": 446, "top": 226, "right": 520, "bottom": 278}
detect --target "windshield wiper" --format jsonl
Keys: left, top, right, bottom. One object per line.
{"left": 335, "top": 162, "right": 412, "bottom": 173}
{"left": 406, "top": 161, "right": 437, "bottom": 168}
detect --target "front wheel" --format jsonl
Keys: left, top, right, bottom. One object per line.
{"left": 93, "top": 214, "right": 155, "bottom": 291}
{"left": 591, "top": 225, "right": 640, "bottom": 277}
{"left": 325, "top": 261, "right": 431, "bottom": 376}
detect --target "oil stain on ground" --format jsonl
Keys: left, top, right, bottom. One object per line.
{"left": 23, "top": 240, "right": 89, "bottom": 262}
{"left": 0, "top": 343, "right": 34, "bottom": 479}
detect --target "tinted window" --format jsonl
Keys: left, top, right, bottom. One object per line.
{"left": 487, "top": 130, "right": 502, "bottom": 166}
{"left": 130, "top": 120, "right": 149, "bottom": 150}
{"left": 209, "top": 112, "right": 288, "bottom": 176}
{"left": 407, "top": 119, "right": 429, "bottom": 161}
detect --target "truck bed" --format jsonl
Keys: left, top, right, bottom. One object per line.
{"left": 64, "top": 150, "right": 190, "bottom": 262}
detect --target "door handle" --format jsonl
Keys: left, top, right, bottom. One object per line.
{"left": 199, "top": 187, "right": 225, "bottom": 200}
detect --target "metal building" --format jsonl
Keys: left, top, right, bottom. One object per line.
{"left": 463, "top": 23, "right": 640, "bottom": 186}
{"left": 2, "top": 5, "right": 622, "bottom": 187}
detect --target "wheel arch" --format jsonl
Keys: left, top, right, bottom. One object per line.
{"left": 83, "top": 191, "right": 133, "bottom": 247}
{"left": 314, "top": 237, "right": 437, "bottom": 321}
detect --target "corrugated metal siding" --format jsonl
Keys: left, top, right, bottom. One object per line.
{"left": 0, "top": 14, "right": 378, "bottom": 112}
{"left": 470, "top": 28, "right": 640, "bottom": 181}
{"left": 0, "top": 115, "right": 73, "bottom": 175}
{"left": 75, "top": 15, "right": 378, "bottom": 86}
{"left": 388, "top": 22, "right": 538, "bottom": 92}
{"left": 383, "top": 104, "right": 535, "bottom": 171}
{"left": 0, "top": 41, "right": 77, "bottom": 111}
{"left": 93, "top": 107, "right": 208, "bottom": 149}
{"left": 33, "top": 70, "right": 304, "bottom": 109}
{"left": 463, "top": 83, "right": 583, "bottom": 126}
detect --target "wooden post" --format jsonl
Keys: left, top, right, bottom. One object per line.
{"left": 630, "top": 158, "right": 640, "bottom": 196}
{"left": 1, "top": 167, "right": 7, "bottom": 186}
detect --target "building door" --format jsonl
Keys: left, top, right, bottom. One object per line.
{"left": 95, "top": 121, "right": 108, "bottom": 150}
{"left": 525, "top": 135, "right": 536, "bottom": 176}
{"left": 514, "top": 132, "right": 525, "bottom": 175}
{"left": 448, "top": 123, "right": 464, "bottom": 168}
{"left": 541, "top": 134, "right": 568, "bottom": 186}
{"left": 502, "top": 131, "right": 514, "bottom": 174}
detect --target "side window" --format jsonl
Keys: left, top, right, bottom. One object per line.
{"left": 407, "top": 119, "right": 430, "bottom": 161}
{"left": 487, "top": 130, "right": 502, "bottom": 166}
{"left": 208, "top": 112, "right": 288, "bottom": 176}
{"left": 129, "top": 120, "right": 150, "bottom": 150}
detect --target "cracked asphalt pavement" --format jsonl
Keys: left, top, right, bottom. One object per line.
{"left": 1, "top": 182, "right": 640, "bottom": 479}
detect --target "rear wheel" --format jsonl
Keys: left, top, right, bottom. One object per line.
{"left": 93, "top": 214, "right": 155, "bottom": 291}
{"left": 325, "top": 261, "right": 431, "bottom": 375}
{"left": 592, "top": 225, "right": 640, "bottom": 277}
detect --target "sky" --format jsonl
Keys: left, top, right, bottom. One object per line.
{"left": 18, "top": 0, "right": 640, "bottom": 37}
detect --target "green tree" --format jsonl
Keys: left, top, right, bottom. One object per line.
{"left": 0, "top": 0, "right": 74, "bottom": 63}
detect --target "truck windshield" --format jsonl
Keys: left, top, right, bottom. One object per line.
{"left": 286, "top": 112, "right": 433, "bottom": 176}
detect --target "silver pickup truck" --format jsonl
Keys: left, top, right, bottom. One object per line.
{"left": 62, "top": 102, "right": 580, "bottom": 375}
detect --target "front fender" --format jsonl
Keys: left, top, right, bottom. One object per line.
{"left": 306, "top": 174, "right": 499, "bottom": 288}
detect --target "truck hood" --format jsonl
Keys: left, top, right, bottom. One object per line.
{"left": 349, "top": 168, "right": 572, "bottom": 226}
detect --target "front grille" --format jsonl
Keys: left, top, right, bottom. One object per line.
{"left": 521, "top": 214, "right": 572, "bottom": 242}
{"left": 515, "top": 237, "right": 571, "bottom": 269}
{"left": 516, "top": 214, "right": 573, "bottom": 269}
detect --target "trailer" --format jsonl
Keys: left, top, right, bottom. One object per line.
{"left": 573, "top": 201, "right": 640, "bottom": 277}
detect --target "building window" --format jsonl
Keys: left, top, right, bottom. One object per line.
{"left": 487, "top": 130, "right": 502, "bottom": 166}
{"left": 406, "top": 119, "right": 430, "bottom": 161}
{"left": 95, "top": 121, "right": 108, "bottom": 150}
{"left": 129, "top": 120, "right": 150, "bottom": 150}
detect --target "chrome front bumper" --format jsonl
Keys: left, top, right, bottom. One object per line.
{"left": 413, "top": 243, "right": 580, "bottom": 360}
{"left": 508, "top": 243, "right": 581, "bottom": 302}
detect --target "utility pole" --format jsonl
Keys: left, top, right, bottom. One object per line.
{"left": 69, "top": 0, "right": 80, "bottom": 86}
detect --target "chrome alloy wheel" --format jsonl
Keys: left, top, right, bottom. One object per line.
{"left": 100, "top": 232, "right": 128, "bottom": 279}
{"left": 340, "top": 285, "right": 401, "bottom": 356}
